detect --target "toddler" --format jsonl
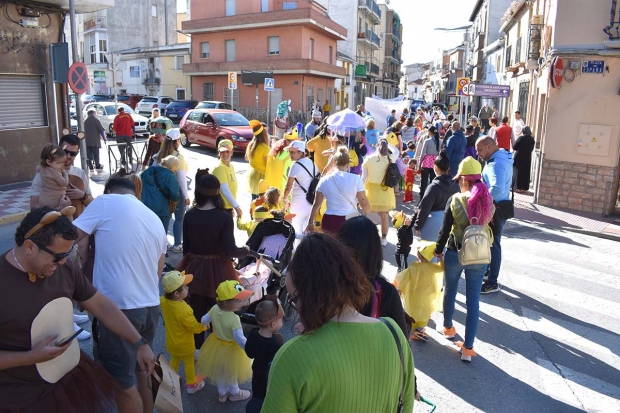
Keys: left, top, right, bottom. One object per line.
{"left": 159, "top": 270, "right": 208, "bottom": 394}
{"left": 406, "top": 141, "right": 416, "bottom": 159}
{"left": 403, "top": 158, "right": 417, "bottom": 203}
{"left": 390, "top": 210, "right": 414, "bottom": 272}
{"left": 244, "top": 296, "right": 285, "bottom": 413}
{"left": 197, "top": 280, "right": 254, "bottom": 402}
{"left": 37, "top": 144, "right": 69, "bottom": 209}
{"left": 237, "top": 206, "right": 272, "bottom": 236}
{"left": 250, "top": 179, "right": 269, "bottom": 218}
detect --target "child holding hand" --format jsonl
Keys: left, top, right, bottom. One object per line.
{"left": 244, "top": 296, "right": 285, "bottom": 413}
{"left": 197, "top": 280, "right": 254, "bottom": 403}
{"left": 37, "top": 144, "right": 69, "bottom": 209}
{"left": 160, "top": 271, "right": 208, "bottom": 394}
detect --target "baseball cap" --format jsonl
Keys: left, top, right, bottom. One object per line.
{"left": 218, "top": 139, "right": 233, "bottom": 152}
{"left": 285, "top": 140, "right": 306, "bottom": 153}
{"left": 453, "top": 156, "right": 482, "bottom": 180}
{"left": 216, "top": 280, "right": 254, "bottom": 301}
{"left": 166, "top": 128, "right": 181, "bottom": 141}
{"left": 258, "top": 179, "right": 270, "bottom": 194}
{"left": 162, "top": 270, "right": 193, "bottom": 293}
{"left": 417, "top": 240, "right": 437, "bottom": 262}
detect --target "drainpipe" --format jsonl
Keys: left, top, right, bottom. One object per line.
{"left": 164, "top": 0, "right": 169, "bottom": 45}
{"left": 69, "top": 0, "right": 88, "bottom": 174}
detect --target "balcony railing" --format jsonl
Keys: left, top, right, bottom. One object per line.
{"left": 391, "top": 26, "right": 401, "bottom": 40}
{"left": 515, "top": 37, "right": 522, "bottom": 63}
{"left": 143, "top": 77, "right": 161, "bottom": 85}
{"left": 528, "top": 23, "right": 544, "bottom": 60}
{"left": 367, "top": 29, "right": 381, "bottom": 47}
{"left": 603, "top": 1, "right": 620, "bottom": 39}
{"left": 358, "top": 0, "right": 381, "bottom": 21}
{"left": 83, "top": 16, "right": 106, "bottom": 31}
{"left": 356, "top": 57, "right": 380, "bottom": 77}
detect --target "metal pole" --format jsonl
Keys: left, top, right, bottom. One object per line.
{"left": 69, "top": 0, "right": 88, "bottom": 174}
{"left": 112, "top": 56, "right": 118, "bottom": 112}
{"left": 230, "top": 87, "right": 233, "bottom": 110}
{"left": 267, "top": 91, "right": 271, "bottom": 137}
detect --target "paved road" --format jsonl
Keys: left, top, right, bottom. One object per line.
{"left": 2, "top": 143, "right": 619, "bottom": 412}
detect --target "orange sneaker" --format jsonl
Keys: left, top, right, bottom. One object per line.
{"left": 443, "top": 326, "right": 456, "bottom": 339}
{"left": 455, "top": 341, "right": 477, "bottom": 361}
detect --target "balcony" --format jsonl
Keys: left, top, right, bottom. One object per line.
{"left": 36, "top": 0, "right": 113, "bottom": 13}
{"left": 83, "top": 16, "right": 106, "bottom": 32}
{"left": 390, "top": 50, "right": 401, "bottom": 64}
{"left": 528, "top": 23, "right": 544, "bottom": 60}
{"left": 358, "top": 0, "right": 381, "bottom": 24}
{"left": 358, "top": 29, "right": 380, "bottom": 49}
{"left": 143, "top": 77, "right": 160, "bottom": 85}
{"left": 182, "top": 8, "right": 347, "bottom": 41}
{"left": 355, "top": 57, "right": 380, "bottom": 78}
{"left": 391, "top": 26, "right": 401, "bottom": 42}
{"left": 183, "top": 59, "right": 346, "bottom": 78}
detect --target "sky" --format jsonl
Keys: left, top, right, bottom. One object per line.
{"left": 177, "top": 0, "right": 479, "bottom": 65}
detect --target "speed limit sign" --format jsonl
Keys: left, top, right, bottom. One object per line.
{"left": 457, "top": 77, "right": 470, "bottom": 96}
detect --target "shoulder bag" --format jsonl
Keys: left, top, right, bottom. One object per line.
{"left": 382, "top": 155, "right": 401, "bottom": 188}
{"left": 456, "top": 197, "right": 492, "bottom": 266}
{"left": 153, "top": 168, "right": 178, "bottom": 213}
{"left": 380, "top": 318, "right": 405, "bottom": 413}
{"left": 294, "top": 160, "right": 321, "bottom": 204}
{"left": 332, "top": 173, "right": 381, "bottom": 224}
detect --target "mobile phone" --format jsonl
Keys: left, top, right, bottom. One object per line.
{"left": 56, "top": 328, "right": 83, "bottom": 347}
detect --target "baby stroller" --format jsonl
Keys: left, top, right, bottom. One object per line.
{"left": 236, "top": 217, "right": 295, "bottom": 325}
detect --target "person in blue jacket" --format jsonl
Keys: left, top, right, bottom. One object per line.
{"left": 445, "top": 121, "right": 467, "bottom": 177}
{"left": 141, "top": 155, "right": 181, "bottom": 230}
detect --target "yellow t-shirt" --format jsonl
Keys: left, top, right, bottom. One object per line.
{"left": 394, "top": 261, "right": 444, "bottom": 329}
{"left": 306, "top": 137, "right": 332, "bottom": 173}
{"left": 362, "top": 153, "right": 397, "bottom": 184}
{"left": 264, "top": 151, "right": 292, "bottom": 192}
{"left": 212, "top": 161, "right": 237, "bottom": 209}
{"left": 322, "top": 103, "right": 331, "bottom": 112}
{"left": 173, "top": 150, "right": 188, "bottom": 172}
{"left": 249, "top": 142, "right": 269, "bottom": 173}
{"left": 208, "top": 304, "right": 242, "bottom": 342}
{"left": 160, "top": 296, "right": 207, "bottom": 356}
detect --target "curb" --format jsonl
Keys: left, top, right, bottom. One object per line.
{"left": 512, "top": 218, "right": 620, "bottom": 242}
{"left": 0, "top": 211, "right": 28, "bottom": 226}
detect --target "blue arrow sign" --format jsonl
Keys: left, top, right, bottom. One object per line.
{"left": 264, "top": 78, "right": 275, "bottom": 92}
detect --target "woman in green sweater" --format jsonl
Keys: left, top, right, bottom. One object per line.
{"left": 262, "top": 233, "right": 415, "bottom": 413}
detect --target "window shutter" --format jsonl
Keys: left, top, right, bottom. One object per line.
{"left": 0, "top": 75, "right": 46, "bottom": 130}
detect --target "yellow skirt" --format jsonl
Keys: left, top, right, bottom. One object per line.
{"left": 248, "top": 168, "right": 265, "bottom": 195}
{"left": 196, "top": 333, "right": 252, "bottom": 385}
{"left": 365, "top": 182, "right": 395, "bottom": 212}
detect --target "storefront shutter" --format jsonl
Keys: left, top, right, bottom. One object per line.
{"left": 0, "top": 75, "right": 47, "bottom": 130}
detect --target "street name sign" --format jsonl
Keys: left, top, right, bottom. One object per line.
{"left": 470, "top": 84, "right": 511, "bottom": 98}
{"left": 582, "top": 60, "right": 604, "bottom": 74}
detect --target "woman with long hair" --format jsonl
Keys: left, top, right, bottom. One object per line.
{"left": 306, "top": 121, "right": 333, "bottom": 173}
{"left": 155, "top": 129, "right": 189, "bottom": 252}
{"left": 262, "top": 233, "right": 414, "bottom": 412}
{"left": 362, "top": 138, "right": 397, "bottom": 246}
{"left": 416, "top": 125, "right": 442, "bottom": 200}
{"left": 264, "top": 133, "right": 296, "bottom": 192}
{"left": 245, "top": 120, "right": 270, "bottom": 200}
{"left": 434, "top": 156, "right": 495, "bottom": 362}
{"left": 177, "top": 169, "right": 249, "bottom": 349}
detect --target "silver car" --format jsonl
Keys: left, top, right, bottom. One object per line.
{"left": 83, "top": 102, "right": 149, "bottom": 137}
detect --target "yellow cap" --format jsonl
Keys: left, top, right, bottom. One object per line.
{"left": 254, "top": 210, "right": 272, "bottom": 220}
{"left": 162, "top": 270, "right": 193, "bottom": 293}
{"left": 258, "top": 179, "right": 269, "bottom": 194}
{"left": 453, "top": 156, "right": 482, "bottom": 180}
{"left": 417, "top": 241, "right": 437, "bottom": 262}
{"left": 216, "top": 280, "right": 254, "bottom": 301}
{"left": 389, "top": 210, "right": 405, "bottom": 229}
{"left": 218, "top": 139, "right": 233, "bottom": 152}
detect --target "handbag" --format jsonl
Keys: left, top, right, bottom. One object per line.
{"left": 151, "top": 354, "right": 183, "bottom": 413}
{"left": 153, "top": 167, "right": 178, "bottom": 213}
{"left": 380, "top": 318, "right": 405, "bottom": 413}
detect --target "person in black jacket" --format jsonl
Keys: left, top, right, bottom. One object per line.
{"left": 390, "top": 210, "right": 414, "bottom": 272}
{"left": 414, "top": 151, "right": 459, "bottom": 243}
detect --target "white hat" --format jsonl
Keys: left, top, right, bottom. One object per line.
{"left": 312, "top": 110, "right": 322, "bottom": 118}
{"left": 166, "top": 128, "right": 181, "bottom": 141}
{"left": 285, "top": 140, "right": 306, "bottom": 153}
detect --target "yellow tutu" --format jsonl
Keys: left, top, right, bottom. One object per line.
{"left": 248, "top": 168, "right": 265, "bottom": 195}
{"left": 196, "top": 333, "right": 252, "bottom": 385}
{"left": 364, "top": 182, "right": 395, "bottom": 212}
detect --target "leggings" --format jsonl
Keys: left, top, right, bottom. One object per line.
{"left": 395, "top": 252, "right": 410, "bottom": 273}
{"left": 170, "top": 353, "right": 197, "bottom": 385}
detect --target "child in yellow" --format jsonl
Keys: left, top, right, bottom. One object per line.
{"left": 237, "top": 206, "right": 272, "bottom": 236}
{"left": 250, "top": 179, "right": 270, "bottom": 217}
{"left": 197, "top": 280, "right": 254, "bottom": 403}
{"left": 394, "top": 241, "right": 444, "bottom": 341}
{"left": 159, "top": 270, "right": 208, "bottom": 394}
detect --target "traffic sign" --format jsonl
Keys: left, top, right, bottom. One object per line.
{"left": 264, "top": 78, "right": 274, "bottom": 92}
{"left": 470, "top": 83, "right": 510, "bottom": 98}
{"left": 550, "top": 57, "right": 563, "bottom": 88}
{"left": 228, "top": 71, "right": 237, "bottom": 89}
{"left": 68, "top": 62, "right": 88, "bottom": 94}
{"left": 456, "top": 77, "right": 470, "bottom": 96}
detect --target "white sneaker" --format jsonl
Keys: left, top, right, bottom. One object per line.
{"left": 228, "top": 389, "right": 251, "bottom": 401}
{"left": 73, "top": 314, "right": 89, "bottom": 324}
{"left": 74, "top": 323, "right": 91, "bottom": 340}
{"left": 381, "top": 238, "right": 388, "bottom": 247}
{"left": 171, "top": 244, "right": 183, "bottom": 253}
{"left": 194, "top": 349, "right": 200, "bottom": 361}
{"left": 186, "top": 380, "right": 205, "bottom": 394}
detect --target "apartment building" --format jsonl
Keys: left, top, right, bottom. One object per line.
{"left": 181, "top": 0, "right": 346, "bottom": 123}
{"left": 377, "top": 5, "right": 403, "bottom": 99}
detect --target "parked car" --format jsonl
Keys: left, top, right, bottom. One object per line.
{"left": 163, "top": 100, "right": 198, "bottom": 122}
{"left": 116, "top": 94, "right": 145, "bottom": 110}
{"left": 80, "top": 94, "right": 93, "bottom": 104}
{"left": 90, "top": 94, "right": 114, "bottom": 103}
{"left": 82, "top": 102, "right": 149, "bottom": 137}
{"left": 179, "top": 109, "right": 253, "bottom": 153}
{"left": 136, "top": 96, "right": 173, "bottom": 115}
{"left": 195, "top": 101, "right": 232, "bottom": 110}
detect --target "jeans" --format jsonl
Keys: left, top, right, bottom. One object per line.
{"left": 115, "top": 135, "right": 133, "bottom": 165}
{"left": 443, "top": 249, "right": 487, "bottom": 348}
{"left": 172, "top": 195, "right": 185, "bottom": 246}
{"left": 86, "top": 146, "right": 100, "bottom": 170}
{"left": 486, "top": 218, "right": 506, "bottom": 285}
{"left": 419, "top": 168, "right": 436, "bottom": 200}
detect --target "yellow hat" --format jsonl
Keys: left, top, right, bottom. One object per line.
{"left": 258, "top": 179, "right": 270, "bottom": 194}
{"left": 254, "top": 209, "right": 272, "bottom": 220}
{"left": 453, "top": 156, "right": 482, "bottom": 180}
{"left": 284, "top": 128, "right": 299, "bottom": 141}
{"left": 249, "top": 120, "right": 264, "bottom": 136}
{"left": 218, "top": 139, "right": 234, "bottom": 152}
{"left": 216, "top": 280, "right": 254, "bottom": 301}
{"left": 389, "top": 210, "right": 405, "bottom": 229}
{"left": 417, "top": 241, "right": 437, "bottom": 262}
{"left": 162, "top": 270, "right": 193, "bottom": 293}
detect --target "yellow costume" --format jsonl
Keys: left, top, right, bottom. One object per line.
{"left": 306, "top": 136, "right": 332, "bottom": 173}
{"left": 264, "top": 151, "right": 292, "bottom": 193}
{"left": 362, "top": 153, "right": 397, "bottom": 212}
{"left": 212, "top": 161, "right": 238, "bottom": 209}
{"left": 247, "top": 142, "right": 269, "bottom": 195}
{"left": 394, "top": 260, "right": 444, "bottom": 330}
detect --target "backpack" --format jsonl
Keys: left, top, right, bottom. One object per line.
{"left": 382, "top": 155, "right": 401, "bottom": 188}
{"left": 294, "top": 160, "right": 321, "bottom": 204}
{"left": 457, "top": 198, "right": 492, "bottom": 266}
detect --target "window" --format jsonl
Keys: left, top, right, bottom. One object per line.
{"left": 151, "top": 5, "right": 157, "bottom": 16}
{"left": 225, "top": 0, "right": 235, "bottom": 16}
{"left": 176, "top": 88, "right": 186, "bottom": 100}
{"left": 261, "top": 0, "right": 268, "bottom": 12}
{"left": 268, "top": 36, "right": 279, "bottom": 55}
{"left": 98, "top": 39, "right": 107, "bottom": 63}
{"left": 283, "top": 1, "right": 297, "bottom": 9}
{"left": 309, "top": 38, "right": 314, "bottom": 59}
{"left": 200, "top": 42, "right": 210, "bottom": 59}
{"left": 226, "top": 40, "right": 236, "bottom": 62}
{"left": 90, "top": 44, "right": 96, "bottom": 64}
{"left": 329, "top": 46, "right": 333, "bottom": 64}
{"left": 175, "top": 55, "right": 185, "bottom": 70}
{"left": 202, "top": 82, "right": 215, "bottom": 100}
{"left": 0, "top": 75, "right": 47, "bottom": 130}
{"left": 188, "top": 111, "right": 202, "bottom": 122}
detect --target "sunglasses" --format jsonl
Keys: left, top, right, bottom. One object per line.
{"left": 64, "top": 149, "right": 79, "bottom": 157}
{"left": 33, "top": 241, "right": 75, "bottom": 263}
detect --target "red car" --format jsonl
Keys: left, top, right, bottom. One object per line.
{"left": 179, "top": 109, "right": 253, "bottom": 153}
